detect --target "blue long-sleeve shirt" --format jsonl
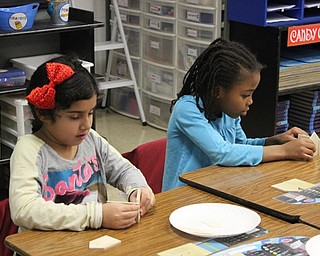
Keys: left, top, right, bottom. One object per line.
{"left": 162, "top": 95, "right": 265, "bottom": 191}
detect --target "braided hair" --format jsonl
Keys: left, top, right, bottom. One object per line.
{"left": 173, "top": 37, "right": 264, "bottom": 121}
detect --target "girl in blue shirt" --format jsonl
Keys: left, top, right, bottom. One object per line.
{"left": 162, "top": 38, "right": 316, "bottom": 191}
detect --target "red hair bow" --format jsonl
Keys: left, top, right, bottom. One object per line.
{"left": 26, "top": 62, "right": 75, "bottom": 109}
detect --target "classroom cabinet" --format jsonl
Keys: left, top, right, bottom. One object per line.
{"left": 0, "top": 6, "right": 103, "bottom": 199}
{"left": 228, "top": 20, "right": 320, "bottom": 138}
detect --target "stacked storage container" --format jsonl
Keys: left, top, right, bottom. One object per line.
{"left": 141, "top": 0, "right": 177, "bottom": 130}
{"left": 0, "top": 94, "right": 32, "bottom": 149}
{"left": 108, "top": 0, "right": 142, "bottom": 119}
{"left": 107, "top": 0, "right": 223, "bottom": 130}
{"left": 176, "top": 0, "right": 222, "bottom": 90}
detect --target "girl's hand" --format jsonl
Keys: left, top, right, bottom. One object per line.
{"left": 101, "top": 203, "right": 139, "bottom": 229}
{"left": 266, "top": 126, "right": 309, "bottom": 145}
{"left": 129, "top": 188, "right": 155, "bottom": 217}
{"left": 282, "top": 138, "right": 316, "bottom": 161}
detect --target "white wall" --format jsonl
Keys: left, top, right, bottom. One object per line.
{"left": 71, "top": 0, "right": 108, "bottom": 75}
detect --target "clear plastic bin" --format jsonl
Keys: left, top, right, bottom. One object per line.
{"left": 142, "top": 60, "right": 176, "bottom": 98}
{"left": 178, "top": 3, "right": 221, "bottom": 25}
{"left": 142, "top": 91, "right": 171, "bottom": 130}
{"left": 142, "top": 29, "right": 176, "bottom": 66}
{"left": 110, "top": 5, "right": 141, "bottom": 26}
{"left": 142, "top": 13, "right": 176, "bottom": 34}
{"left": 109, "top": 87, "right": 140, "bottom": 119}
{"left": 142, "top": 0, "right": 175, "bottom": 17}
{"left": 179, "top": 0, "right": 220, "bottom": 7}
{"left": 1, "top": 115, "right": 32, "bottom": 136}
{"left": 176, "top": 68, "right": 186, "bottom": 93}
{"left": 0, "top": 94, "right": 33, "bottom": 145}
{"left": 177, "top": 19, "right": 220, "bottom": 42}
{"left": 177, "top": 37, "right": 209, "bottom": 71}
{"left": 110, "top": 52, "right": 141, "bottom": 86}
{"left": 110, "top": 21, "right": 141, "bottom": 57}
{"left": 117, "top": 0, "right": 140, "bottom": 10}
{"left": 1, "top": 129, "right": 17, "bottom": 149}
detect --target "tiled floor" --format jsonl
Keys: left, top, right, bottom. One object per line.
{"left": 95, "top": 108, "right": 167, "bottom": 200}
{"left": 95, "top": 108, "right": 167, "bottom": 153}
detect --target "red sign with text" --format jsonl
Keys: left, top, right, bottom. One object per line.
{"left": 288, "top": 23, "right": 320, "bottom": 46}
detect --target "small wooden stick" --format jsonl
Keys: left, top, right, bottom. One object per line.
{"left": 136, "top": 188, "right": 141, "bottom": 223}
{"left": 106, "top": 201, "right": 138, "bottom": 205}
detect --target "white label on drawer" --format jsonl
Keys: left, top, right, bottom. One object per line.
{"left": 187, "top": 11, "right": 200, "bottom": 22}
{"left": 187, "top": 28, "right": 198, "bottom": 38}
{"left": 150, "top": 40, "right": 160, "bottom": 50}
{"left": 187, "top": 47, "right": 198, "bottom": 57}
{"left": 150, "top": 4, "right": 162, "bottom": 15}
{"left": 120, "top": 13, "right": 127, "bottom": 22}
{"left": 149, "top": 73, "right": 161, "bottom": 84}
{"left": 149, "top": 19, "right": 161, "bottom": 30}
{"left": 118, "top": 0, "right": 128, "bottom": 7}
{"left": 187, "top": 0, "right": 199, "bottom": 4}
{"left": 149, "top": 104, "right": 161, "bottom": 116}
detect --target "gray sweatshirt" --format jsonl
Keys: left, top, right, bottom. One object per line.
{"left": 9, "top": 129, "right": 149, "bottom": 231}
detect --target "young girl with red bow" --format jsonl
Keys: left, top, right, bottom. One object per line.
{"left": 9, "top": 55, "right": 155, "bottom": 231}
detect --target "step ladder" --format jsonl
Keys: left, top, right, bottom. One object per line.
{"left": 94, "top": 0, "right": 147, "bottom": 125}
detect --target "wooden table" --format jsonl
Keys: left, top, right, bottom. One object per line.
{"left": 179, "top": 158, "right": 320, "bottom": 223}
{"left": 5, "top": 186, "right": 320, "bottom": 256}
{"left": 300, "top": 208, "right": 320, "bottom": 229}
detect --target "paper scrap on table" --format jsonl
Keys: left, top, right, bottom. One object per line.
{"left": 271, "top": 178, "right": 315, "bottom": 192}
{"left": 298, "top": 132, "right": 319, "bottom": 156}
{"left": 89, "top": 235, "right": 121, "bottom": 249}
{"left": 156, "top": 243, "right": 211, "bottom": 256}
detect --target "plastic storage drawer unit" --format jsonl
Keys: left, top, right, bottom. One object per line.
{"left": 177, "top": 19, "right": 220, "bottom": 42}
{"left": 142, "top": 29, "right": 176, "bottom": 66}
{"left": 142, "top": 60, "right": 176, "bottom": 98}
{"left": 110, "top": 52, "right": 141, "bottom": 86}
{"left": 179, "top": 0, "right": 220, "bottom": 7}
{"left": 176, "top": 69, "right": 186, "bottom": 93}
{"left": 177, "top": 37, "right": 209, "bottom": 71}
{"left": 109, "top": 86, "right": 140, "bottom": 118}
{"left": 110, "top": 5, "right": 141, "bottom": 26}
{"left": 111, "top": 21, "right": 141, "bottom": 57}
{"left": 142, "top": 91, "right": 171, "bottom": 130}
{"left": 0, "top": 93, "right": 32, "bottom": 149}
{"left": 178, "top": 2, "right": 220, "bottom": 25}
{"left": 143, "top": 0, "right": 175, "bottom": 17}
{"left": 117, "top": 0, "right": 141, "bottom": 10}
{"left": 142, "top": 13, "right": 176, "bottom": 34}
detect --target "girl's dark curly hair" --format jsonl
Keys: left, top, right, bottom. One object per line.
{"left": 173, "top": 37, "right": 264, "bottom": 121}
{"left": 26, "top": 55, "right": 100, "bottom": 133}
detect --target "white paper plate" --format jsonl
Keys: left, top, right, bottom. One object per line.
{"left": 169, "top": 203, "right": 261, "bottom": 238}
{"left": 306, "top": 235, "right": 320, "bottom": 256}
